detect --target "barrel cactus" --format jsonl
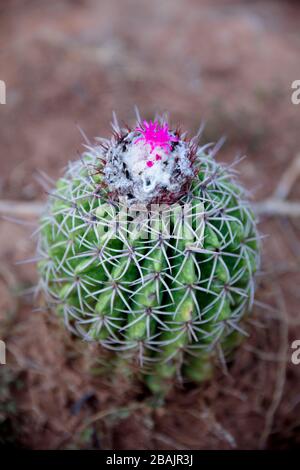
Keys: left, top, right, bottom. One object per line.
{"left": 37, "top": 113, "right": 260, "bottom": 394}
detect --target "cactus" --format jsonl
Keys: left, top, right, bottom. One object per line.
{"left": 37, "top": 113, "right": 260, "bottom": 394}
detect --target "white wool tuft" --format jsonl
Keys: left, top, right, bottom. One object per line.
{"left": 104, "top": 130, "right": 193, "bottom": 204}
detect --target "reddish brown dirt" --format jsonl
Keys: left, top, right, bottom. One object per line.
{"left": 1, "top": 0, "right": 300, "bottom": 449}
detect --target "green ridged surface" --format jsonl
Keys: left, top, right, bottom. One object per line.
{"left": 38, "top": 150, "right": 260, "bottom": 393}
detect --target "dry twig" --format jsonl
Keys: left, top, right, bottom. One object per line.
{"left": 272, "top": 154, "right": 300, "bottom": 200}
{"left": 258, "top": 284, "right": 289, "bottom": 449}
{"left": 254, "top": 199, "right": 300, "bottom": 217}
{"left": 255, "top": 153, "right": 300, "bottom": 218}
{"left": 0, "top": 200, "right": 44, "bottom": 218}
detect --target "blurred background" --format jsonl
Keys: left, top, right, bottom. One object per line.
{"left": 1, "top": 0, "right": 300, "bottom": 449}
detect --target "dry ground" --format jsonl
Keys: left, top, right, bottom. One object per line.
{"left": 1, "top": 0, "right": 300, "bottom": 449}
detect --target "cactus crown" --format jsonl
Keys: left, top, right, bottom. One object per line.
{"left": 103, "top": 119, "right": 195, "bottom": 205}
{"left": 37, "top": 113, "right": 261, "bottom": 393}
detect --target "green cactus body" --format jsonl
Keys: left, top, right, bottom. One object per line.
{"left": 37, "top": 116, "right": 260, "bottom": 394}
